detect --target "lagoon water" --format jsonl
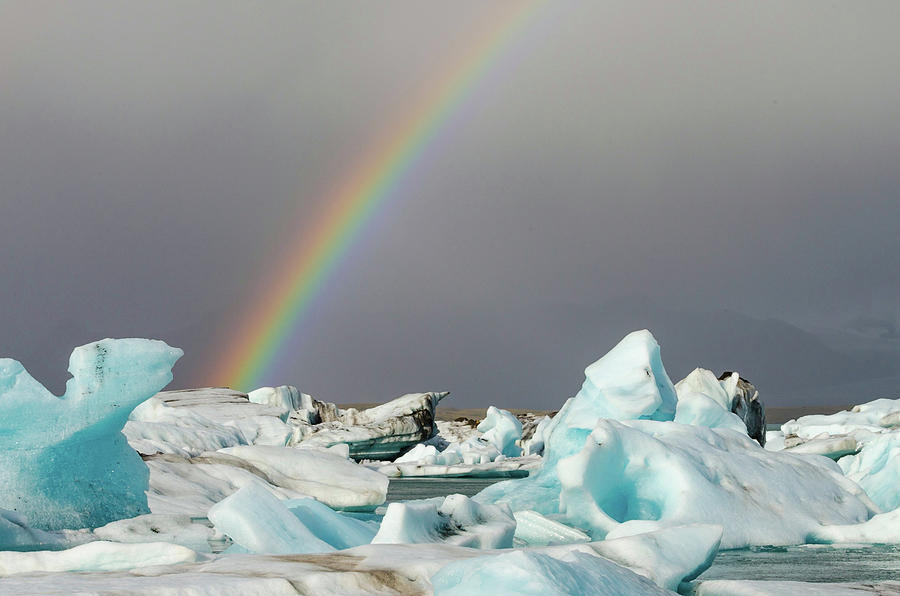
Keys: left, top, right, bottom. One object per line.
{"left": 387, "top": 477, "right": 899, "bottom": 585}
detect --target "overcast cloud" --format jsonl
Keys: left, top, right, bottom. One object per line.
{"left": 2, "top": 1, "right": 899, "bottom": 407}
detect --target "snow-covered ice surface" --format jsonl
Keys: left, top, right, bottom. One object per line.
{"left": 0, "top": 527, "right": 720, "bottom": 594}
{"left": 430, "top": 549, "right": 673, "bottom": 595}
{"left": 0, "top": 339, "right": 182, "bottom": 531}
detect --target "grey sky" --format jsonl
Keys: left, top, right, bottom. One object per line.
{"left": 2, "top": 1, "right": 899, "bottom": 408}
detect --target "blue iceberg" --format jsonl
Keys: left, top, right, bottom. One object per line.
{"left": 0, "top": 338, "right": 182, "bottom": 530}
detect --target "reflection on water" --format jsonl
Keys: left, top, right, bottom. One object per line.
{"left": 699, "top": 544, "right": 900, "bottom": 583}
{"left": 386, "top": 476, "right": 505, "bottom": 503}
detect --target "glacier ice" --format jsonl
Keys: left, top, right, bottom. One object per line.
{"left": 143, "top": 444, "right": 387, "bottom": 517}
{"left": 126, "top": 388, "right": 292, "bottom": 457}
{"left": 0, "top": 540, "right": 201, "bottom": 576}
{"left": 373, "top": 494, "right": 516, "bottom": 549}
{"left": 292, "top": 392, "right": 449, "bottom": 460}
{"left": 0, "top": 338, "right": 182, "bottom": 530}
{"left": 808, "top": 506, "right": 900, "bottom": 543}
{"left": 838, "top": 432, "right": 900, "bottom": 512}
{"left": 208, "top": 481, "right": 335, "bottom": 554}
{"left": 430, "top": 549, "right": 672, "bottom": 596}
{"left": 93, "top": 514, "right": 218, "bottom": 553}
{"left": 512, "top": 510, "right": 590, "bottom": 547}
{"left": 590, "top": 523, "right": 722, "bottom": 591}
{"left": 722, "top": 372, "right": 767, "bottom": 446}
{"left": 284, "top": 497, "right": 379, "bottom": 549}
{"left": 674, "top": 368, "right": 748, "bottom": 434}
{"left": 554, "top": 419, "right": 873, "bottom": 548}
{"left": 216, "top": 445, "right": 388, "bottom": 509}
{"left": 0, "top": 508, "right": 73, "bottom": 551}
{"left": 475, "top": 330, "right": 678, "bottom": 515}
{"left": 522, "top": 415, "right": 552, "bottom": 456}
{"left": 477, "top": 406, "right": 523, "bottom": 457}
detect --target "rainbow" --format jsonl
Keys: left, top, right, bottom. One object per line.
{"left": 206, "top": 1, "right": 546, "bottom": 390}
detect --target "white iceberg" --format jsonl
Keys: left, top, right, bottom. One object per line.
{"left": 554, "top": 419, "right": 873, "bottom": 548}
{"left": 0, "top": 541, "right": 201, "bottom": 576}
{"left": 674, "top": 368, "right": 748, "bottom": 434}
{"left": 373, "top": 494, "right": 516, "bottom": 549}
{"left": 208, "top": 481, "right": 335, "bottom": 554}
{"left": 477, "top": 406, "right": 523, "bottom": 457}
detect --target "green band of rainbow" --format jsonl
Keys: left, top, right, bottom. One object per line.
{"left": 206, "top": 1, "right": 545, "bottom": 390}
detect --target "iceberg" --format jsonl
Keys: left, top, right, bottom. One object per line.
{"left": 0, "top": 508, "right": 75, "bottom": 551}
{"left": 284, "top": 497, "right": 379, "bottom": 550}
{"left": 0, "top": 540, "right": 201, "bottom": 576}
{"left": 145, "top": 444, "right": 388, "bottom": 516}
{"left": 126, "top": 388, "right": 292, "bottom": 457}
{"left": 674, "top": 369, "right": 748, "bottom": 435}
{"left": 476, "top": 406, "right": 523, "bottom": 457}
{"left": 208, "top": 481, "right": 335, "bottom": 554}
{"left": 512, "top": 510, "right": 591, "bottom": 547}
{"left": 838, "top": 432, "right": 900, "bottom": 512}
{"left": 554, "top": 420, "right": 873, "bottom": 548}
{"left": 808, "top": 506, "right": 900, "bottom": 544}
{"left": 721, "top": 372, "right": 767, "bottom": 446}
{"left": 476, "top": 330, "right": 678, "bottom": 515}
{"left": 0, "top": 338, "right": 182, "bottom": 530}
{"left": 781, "top": 398, "right": 900, "bottom": 444}
{"left": 93, "top": 514, "right": 217, "bottom": 553}
{"left": 373, "top": 494, "right": 516, "bottom": 549}
{"left": 293, "top": 392, "right": 449, "bottom": 460}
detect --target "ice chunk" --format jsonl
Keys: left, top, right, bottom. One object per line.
{"left": 512, "top": 510, "right": 590, "bottom": 546}
{"left": 373, "top": 494, "right": 515, "bottom": 549}
{"left": 430, "top": 549, "right": 671, "bottom": 596}
{"left": 786, "top": 435, "right": 858, "bottom": 460}
{"left": 0, "top": 509, "right": 72, "bottom": 551}
{"left": 782, "top": 398, "right": 900, "bottom": 442}
{"left": 722, "top": 372, "right": 767, "bottom": 446}
{"left": 93, "top": 514, "right": 217, "bottom": 553}
{"left": 208, "top": 481, "right": 335, "bottom": 554}
{"left": 284, "top": 497, "right": 378, "bottom": 549}
{"left": 556, "top": 419, "right": 873, "bottom": 548}
{"left": 592, "top": 523, "right": 722, "bottom": 591}
{"left": 0, "top": 338, "right": 182, "bottom": 530}
{"left": 561, "top": 330, "right": 677, "bottom": 427}
{"left": 218, "top": 445, "right": 388, "bottom": 509}
{"left": 0, "top": 541, "right": 200, "bottom": 576}
{"left": 126, "top": 394, "right": 247, "bottom": 457}
{"left": 126, "top": 388, "right": 295, "bottom": 457}
{"left": 674, "top": 369, "right": 748, "bottom": 434}
{"left": 809, "top": 506, "right": 900, "bottom": 543}
{"left": 476, "top": 330, "right": 677, "bottom": 515}
{"left": 247, "top": 385, "right": 302, "bottom": 420}
{"left": 477, "top": 406, "right": 523, "bottom": 457}
{"left": 294, "top": 392, "right": 449, "bottom": 460}
{"left": 838, "top": 432, "right": 900, "bottom": 512}
{"left": 523, "top": 415, "right": 552, "bottom": 456}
